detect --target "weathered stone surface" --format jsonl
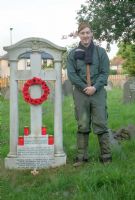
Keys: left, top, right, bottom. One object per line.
{"left": 112, "top": 124, "right": 135, "bottom": 141}
{"left": 114, "top": 128, "right": 130, "bottom": 141}
{"left": 0, "top": 87, "right": 10, "bottom": 100}
{"left": 127, "top": 124, "right": 135, "bottom": 139}
{"left": 62, "top": 79, "right": 73, "bottom": 96}
{"left": 123, "top": 77, "right": 135, "bottom": 103}
{"left": 105, "top": 80, "right": 113, "bottom": 91}
{"left": 108, "top": 124, "right": 135, "bottom": 153}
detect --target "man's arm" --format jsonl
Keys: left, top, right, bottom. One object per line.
{"left": 67, "top": 51, "right": 87, "bottom": 90}
{"left": 93, "top": 48, "right": 110, "bottom": 91}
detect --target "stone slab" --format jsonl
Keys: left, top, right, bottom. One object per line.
{"left": 5, "top": 153, "right": 66, "bottom": 169}
{"left": 123, "top": 77, "right": 135, "bottom": 103}
{"left": 129, "top": 82, "right": 135, "bottom": 91}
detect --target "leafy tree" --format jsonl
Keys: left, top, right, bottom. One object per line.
{"left": 111, "top": 55, "right": 125, "bottom": 66}
{"left": 117, "top": 43, "right": 135, "bottom": 75}
{"left": 110, "top": 55, "right": 125, "bottom": 74}
{"left": 76, "top": 0, "right": 135, "bottom": 49}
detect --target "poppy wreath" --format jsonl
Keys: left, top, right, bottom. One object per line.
{"left": 22, "top": 77, "right": 50, "bottom": 105}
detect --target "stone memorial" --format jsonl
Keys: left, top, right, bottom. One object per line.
{"left": 104, "top": 80, "right": 113, "bottom": 91}
{"left": 4, "top": 37, "right": 67, "bottom": 169}
{"left": 62, "top": 79, "right": 73, "bottom": 96}
{"left": 123, "top": 77, "right": 135, "bottom": 103}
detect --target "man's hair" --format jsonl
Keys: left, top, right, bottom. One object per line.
{"left": 78, "top": 22, "right": 91, "bottom": 33}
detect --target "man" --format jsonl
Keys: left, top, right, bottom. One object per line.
{"left": 67, "top": 22, "right": 112, "bottom": 167}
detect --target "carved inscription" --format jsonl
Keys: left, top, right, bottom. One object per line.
{"left": 24, "top": 136, "right": 48, "bottom": 145}
{"left": 17, "top": 145, "right": 54, "bottom": 157}
{"left": 16, "top": 158, "right": 55, "bottom": 169}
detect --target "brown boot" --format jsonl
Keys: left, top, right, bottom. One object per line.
{"left": 99, "top": 156, "right": 112, "bottom": 165}
{"left": 73, "top": 157, "right": 88, "bottom": 167}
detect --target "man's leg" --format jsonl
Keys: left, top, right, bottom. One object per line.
{"left": 97, "top": 132, "right": 112, "bottom": 163}
{"left": 91, "top": 88, "right": 112, "bottom": 163}
{"left": 73, "top": 132, "right": 89, "bottom": 167}
{"left": 73, "top": 88, "right": 91, "bottom": 166}
{"left": 76, "top": 132, "right": 89, "bottom": 161}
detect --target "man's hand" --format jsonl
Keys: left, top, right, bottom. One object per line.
{"left": 83, "top": 86, "right": 96, "bottom": 96}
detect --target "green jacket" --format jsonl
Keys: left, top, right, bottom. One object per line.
{"left": 67, "top": 45, "right": 110, "bottom": 91}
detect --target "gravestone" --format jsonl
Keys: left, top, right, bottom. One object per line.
{"left": 62, "top": 79, "right": 73, "bottom": 96}
{"left": 113, "top": 124, "right": 135, "bottom": 141}
{"left": 4, "top": 37, "right": 67, "bottom": 169}
{"left": 123, "top": 77, "right": 135, "bottom": 103}
{"left": 0, "top": 86, "right": 10, "bottom": 99}
{"left": 104, "top": 80, "right": 113, "bottom": 91}
{"left": 4, "top": 87, "right": 10, "bottom": 100}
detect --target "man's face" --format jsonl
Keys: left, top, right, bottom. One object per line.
{"left": 78, "top": 27, "right": 93, "bottom": 47}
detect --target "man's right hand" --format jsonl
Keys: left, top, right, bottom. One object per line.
{"left": 83, "top": 86, "right": 96, "bottom": 96}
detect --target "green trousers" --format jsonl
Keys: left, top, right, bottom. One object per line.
{"left": 73, "top": 87, "right": 111, "bottom": 160}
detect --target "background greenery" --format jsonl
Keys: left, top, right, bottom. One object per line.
{"left": 117, "top": 43, "right": 135, "bottom": 75}
{"left": 0, "top": 88, "right": 135, "bottom": 200}
{"left": 77, "top": 1, "right": 135, "bottom": 47}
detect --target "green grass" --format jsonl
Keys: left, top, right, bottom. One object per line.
{"left": 0, "top": 88, "right": 135, "bottom": 200}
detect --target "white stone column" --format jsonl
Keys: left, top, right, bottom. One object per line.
{"left": 8, "top": 60, "right": 18, "bottom": 157}
{"left": 54, "top": 60, "right": 65, "bottom": 155}
{"left": 30, "top": 52, "right": 42, "bottom": 136}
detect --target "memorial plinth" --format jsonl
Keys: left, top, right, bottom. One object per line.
{"left": 5, "top": 133, "right": 66, "bottom": 169}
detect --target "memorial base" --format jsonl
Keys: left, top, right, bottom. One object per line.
{"left": 5, "top": 135, "right": 66, "bottom": 169}
{"left": 4, "top": 154, "right": 66, "bottom": 169}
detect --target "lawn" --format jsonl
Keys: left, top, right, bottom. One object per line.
{"left": 0, "top": 88, "right": 135, "bottom": 200}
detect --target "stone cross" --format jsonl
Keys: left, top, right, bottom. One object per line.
{"left": 4, "top": 37, "right": 67, "bottom": 169}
